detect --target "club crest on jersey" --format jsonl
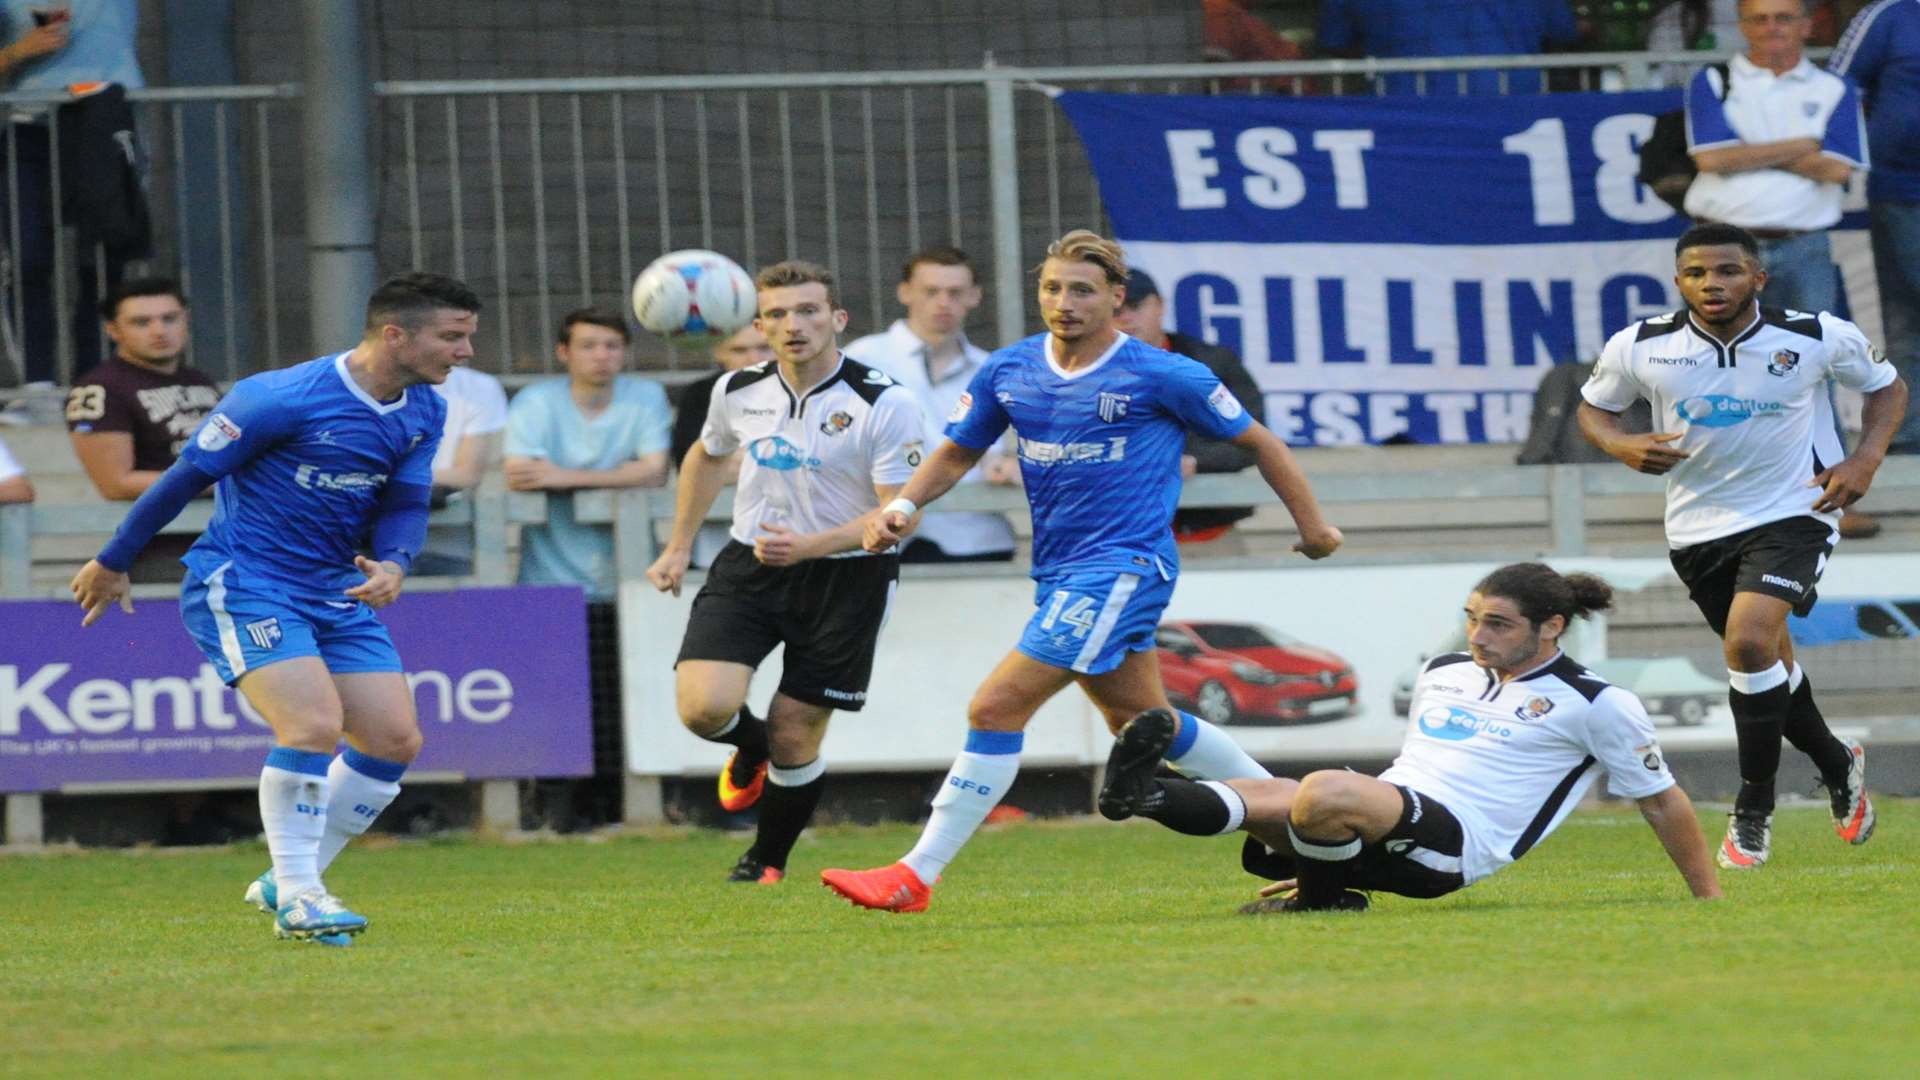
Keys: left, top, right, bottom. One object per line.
{"left": 1767, "top": 349, "right": 1800, "bottom": 377}
{"left": 1097, "top": 392, "right": 1130, "bottom": 422}
{"left": 196, "top": 413, "right": 242, "bottom": 452}
{"left": 819, "top": 410, "right": 854, "bottom": 436}
{"left": 1515, "top": 695, "right": 1555, "bottom": 723}
{"left": 244, "top": 617, "right": 282, "bottom": 651}
{"left": 948, "top": 391, "right": 973, "bottom": 424}
{"left": 1207, "top": 383, "right": 1244, "bottom": 420}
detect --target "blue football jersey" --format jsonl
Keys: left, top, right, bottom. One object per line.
{"left": 945, "top": 331, "right": 1252, "bottom": 579}
{"left": 177, "top": 353, "right": 445, "bottom": 594}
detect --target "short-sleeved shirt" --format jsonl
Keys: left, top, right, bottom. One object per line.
{"left": 504, "top": 375, "right": 672, "bottom": 599}
{"left": 0, "top": 434, "right": 22, "bottom": 482}
{"left": 64, "top": 356, "right": 221, "bottom": 470}
{"left": 1831, "top": 0, "right": 1920, "bottom": 202}
{"left": 177, "top": 352, "right": 445, "bottom": 595}
{"left": 0, "top": 0, "right": 143, "bottom": 97}
{"left": 1581, "top": 306, "right": 1899, "bottom": 547}
{"left": 1379, "top": 651, "right": 1675, "bottom": 884}
{"left": 945, "top": 331, "right": 1253, "bottom": 581}
{"left": 1683, "top": 55, "right": 1869, "bottom": 229}
{"left": 700, "top": 355, "right": 922, "bottom": 554}
{"left": 845, "top": 320, "right": 1015, "bottom": 556}
{"left": 1316, "top": 0, "right": 1578, "bottom": 96}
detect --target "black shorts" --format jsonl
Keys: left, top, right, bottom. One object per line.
{"left": 1240, "top": 784, "right": 1468, "bottom": 900}
{"left": 1668, "top": 515, "right": 1836, "bottom": 637}
{"left": 674, "top": 541, "right": 899, "bottom": 711}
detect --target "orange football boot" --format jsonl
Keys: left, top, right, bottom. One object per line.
{"left": 820, "top": 862, "right": 931, "bottom": 913}
{"left": 717, "top": 751, "right": 768, "bottom": 812}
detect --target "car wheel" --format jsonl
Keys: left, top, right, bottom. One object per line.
{"left": 1675, "top": 697, "right": 1708, "bottom": 727}
{"left": 1195, "top": 680, "right": 1237, "bottom": 725}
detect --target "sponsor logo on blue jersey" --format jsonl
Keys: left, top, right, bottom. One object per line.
{"left": 1017, "top": 435, "right": 1128, "bottom": 467}
{"left": 1417, "top": 705, "right": 1512, "bottom": 742}
{"left": 749, "top": 435, "right": 820, "bottom": 471}
{"left": 293, "top": 464, "right": 389, "bottom": 492}
{"left": 1674, "top": 395, "right": 1785, "bottom": 428}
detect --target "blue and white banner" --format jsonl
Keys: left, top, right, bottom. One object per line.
{"left": 1056, "top": 90, "right": 1878, "bottom": 445}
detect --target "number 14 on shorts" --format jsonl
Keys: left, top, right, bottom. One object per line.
{"left": 1042, "top": 590, "right": 1098, "bottom": 639}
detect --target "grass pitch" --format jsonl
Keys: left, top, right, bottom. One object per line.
{"left": 2, "top": 801, "right": 1915, "bottom": 1078}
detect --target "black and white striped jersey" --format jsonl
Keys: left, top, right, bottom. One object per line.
{"left": 700, "top": 354, "right": 924, "bottom": 557}
{"left": 1379, "top": 651, "right": 1674, "bottom": 884}
{"left": 1582, "top": 306, "right": 1897, "bottom": 548}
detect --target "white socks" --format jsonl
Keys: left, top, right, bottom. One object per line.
{"left": 902, "top": 730, "right": 1023, "bottom": 885}
{"left": 260, "top": 747, "right": 332, "bottom": 899}
{"left": 316, "top": 748, "right": 408, "bottom": 873}
{"left": 1167, "top": 712, "right": 1271, "bottom": 781}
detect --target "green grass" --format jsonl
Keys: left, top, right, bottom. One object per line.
{"left": 2, "top": 802, "right": 1915, "bottom": 1078}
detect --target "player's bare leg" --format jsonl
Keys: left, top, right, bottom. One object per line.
{"left": 1084, "top": 650, "right": 1270, "bottom": 783}
{"left": 676, "top": 660, "right": 771, "bottom": 813}
{"left": 1248, "top": 770, "right": 1402, "bottom": 913}
{"left": 822, "top": 651, "right": 1074, "bottom": 912}
{"left": 1717, "top": 592, "right": 1795, "bottom": 869}
{"left": 731, "top": 693, "right": 834, "bottom": 883}
{"left": 234, "top": 658, "right": 367, "bottom": 944}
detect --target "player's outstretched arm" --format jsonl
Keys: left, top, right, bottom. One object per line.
{"left": 1636, "top": 786, "right": 1722, "bottom": 900}
{"left": 646, "top": 443, "right": 730, "bottom": 596}
{"left": 1577, "top": 402, "right": 1689, "bottom": 475}
{"left": 1229, "top": 422, "right": 1341, "bottom": 559}
{"left": 864, "top": 439, "right": 984, "bottom": 553}
{"left": 1812, "top": 377, "right": 1909, "bottom": 513}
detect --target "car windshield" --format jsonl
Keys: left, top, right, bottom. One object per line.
{"left": 1190, "top": 624, "right": 1283, "bottom": 649}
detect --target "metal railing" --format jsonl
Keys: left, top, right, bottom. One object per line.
{"left": 2, "top": 49, "right": 1808, "bottom": 391}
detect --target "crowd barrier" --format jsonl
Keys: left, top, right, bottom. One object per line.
{"left": 9, "top": 455, "right": 1915, "bottom": 843}
{"left": 0, "top": 49, "right": 1826, "bottom": 387}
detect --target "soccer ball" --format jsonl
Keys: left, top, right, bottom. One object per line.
{"left": 630, "top": 250, "right": 756, "bottom": 341}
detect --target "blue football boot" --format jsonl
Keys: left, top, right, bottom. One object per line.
{"left": 275, "top": 889, "right": 369, "bottom": 943}
{"left": 243, "top": 869, "right": 277, "bottom": 915}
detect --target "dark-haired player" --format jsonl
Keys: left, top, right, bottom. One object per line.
{"left": 1579, "top": 223, "right": 1907, "bottom": 870}
{"left": 70, "top": 273, "right": 479, "bottom": 945}
{"left": 646, "top": 260, "right": 923, "bottom": 885}
{"left": 1100, "top": 563, "right": 1723, "bottom": 911}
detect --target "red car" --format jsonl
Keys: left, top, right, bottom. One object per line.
{"left": 1154, "top": 621, "right": 1357, "bottom": 726}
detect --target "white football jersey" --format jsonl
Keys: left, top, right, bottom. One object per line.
{"left": 701, "top": 354, "right": 925, "bottom": 557}
{"left": 1379, "top": 651, "right": 1675, "bottom": 885}
{"left": 1582, "top": 306, "right": 1898, "bottom": 547}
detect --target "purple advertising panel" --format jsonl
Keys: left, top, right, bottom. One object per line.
{"left": 1, "top": 587, "right": 592, "bottom": 792}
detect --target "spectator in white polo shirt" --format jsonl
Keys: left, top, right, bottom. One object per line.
{"left": 1684, "top": 0, "right": 1866, "bottom": 317}
{"left": 1684, "top": 0, "right": 1875, "bottom": 534}
{"left": 844, "top": 246, "right": 1017, "bottom": 563}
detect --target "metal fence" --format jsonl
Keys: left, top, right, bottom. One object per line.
{"left": 0, "top": 49, "right": 1824, "bottom": 390}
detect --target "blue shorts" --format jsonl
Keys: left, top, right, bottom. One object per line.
{"left": 1017, "top": 570, "right": 1175, "bottom": 675}
{"left": 179, "top": 561, "right": 401, "bottom": 685}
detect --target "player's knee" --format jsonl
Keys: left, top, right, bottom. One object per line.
{"left": 675, "top": 690, "right": 742, "bottom": 736}
{"left": 1290, "top": 771, "right": 1361, "bottom": 828}
{"left": 364, "top": 725, "right": 423, "bottom": 764}
{"left": 276, "top": 711, "right": 345, "bottom": 752}
{"left": 1723, "top": 631, "right": 1779, "bottom": 672}
{"left": 966, "top": 695, "right": 1028, "bottom": 732}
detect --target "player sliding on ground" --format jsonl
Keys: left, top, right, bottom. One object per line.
{"left": 821, "top": 230, "right": 1343, "bottom": 913}
{"left": 69, "top": 274, "right": 479, "bottom": 946}
{"left": 1099, "top": 563, "right": 1723, "bottom": 911}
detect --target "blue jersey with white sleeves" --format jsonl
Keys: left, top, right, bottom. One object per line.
{"left": 944, "top": 331, "right": 1252, "bottom": 579}
{"left": 177, "top": 353, "right": 445, "bottom": 594}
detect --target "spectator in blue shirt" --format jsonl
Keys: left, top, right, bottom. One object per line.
{"left": 1317, "top": 0, "right": 1581, "bottom": 95}
{"left": 504, "top": 308, "right": 672, "bottom": 599}
{"left": 1832, "top": 0, "right": 1920, "bottom": 454}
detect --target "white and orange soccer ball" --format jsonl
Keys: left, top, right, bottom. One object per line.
{"left": 630, "top": 249, "right": 756, "bottom": 341}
